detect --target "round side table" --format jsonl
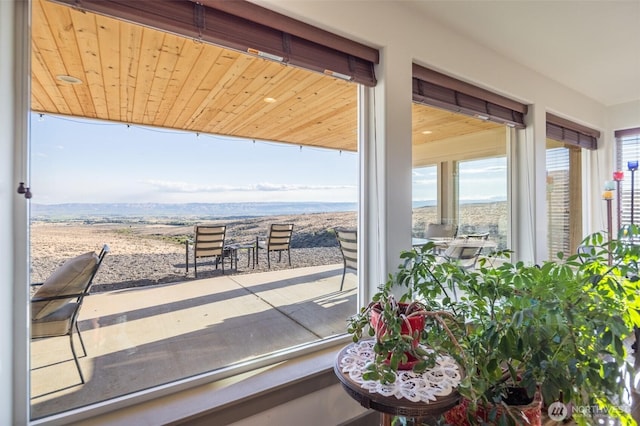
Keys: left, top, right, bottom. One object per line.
{"left": 334, "top": 340, "right": 463, "bottom": 426}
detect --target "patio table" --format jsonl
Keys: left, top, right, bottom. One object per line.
{"left": 226, "top": 243, "right": 255, "bottom": 270}
{"left": 334, "top": 340, "right": 462, "bottom": 426}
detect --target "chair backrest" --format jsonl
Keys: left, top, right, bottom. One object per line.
{"left": 194, "top": 225, "right": 226, "bottom": 259}
{"left": 441, "top": 238, "right": 483, "bottom": 269}
{"left": 31, "top": 244, "right": 110, "bottom": 321}
{"left": 336, "top": 229, "right": 357, "bottom": 271}
{"left": 466, "top": 232, "right": 490, "bottom": 240}
{"left": 424, "top": 223, "right": 458, "bottom": 239}
{"left": 267, "top": 224, "right": 294, "bottom": 250}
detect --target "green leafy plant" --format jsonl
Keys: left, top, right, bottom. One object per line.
{"left": 348, "top": 226, "right": 640, "bottom": 425}
{"left": 347, "top": 283, "right": 460, "bottom": 384}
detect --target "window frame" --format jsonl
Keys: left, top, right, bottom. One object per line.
{"left": 24, "top": 1, "right": 370, "bottom": 422}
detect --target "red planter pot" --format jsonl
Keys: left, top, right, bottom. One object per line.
{"left": 369, "top": 302, "right": 426, "bottom": 370}
{"left": 443, "top": 389, "right": 542, "bottom": 426}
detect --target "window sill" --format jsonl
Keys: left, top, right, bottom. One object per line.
{"left": 51, "top": 339, "right": 352, "bottom": 426}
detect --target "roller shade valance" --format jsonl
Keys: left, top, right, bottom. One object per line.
{"left": 614, "top": 127, "right": 640, "bottom": 138}
{"left": 546, "top": 113, "right": 600, "bottom": 150}
{"left": 51, "top": 0, "right": 378, "bottom": 86}
{"left": 412, "top": 64, "right": 528, "bottom": 129}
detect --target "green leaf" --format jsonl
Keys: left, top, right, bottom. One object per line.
{"left": 383, "top": 372, "right": 396, "bottom": 384}
{"left": 602, "top": 329, "right": 612, "bottom": 346}
{"left": 614, "top": 336, "right": 624, "bottom": 357}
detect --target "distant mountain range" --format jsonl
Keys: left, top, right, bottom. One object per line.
{"left": 31, "top": 202, "right": 359, "bottom": 219}
{"left": 31, "top": 199, "right": 504, "bottom": 220}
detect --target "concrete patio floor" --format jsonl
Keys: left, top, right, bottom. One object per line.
{"left": 30, "top": 263, "right": 357, "bottom": 420}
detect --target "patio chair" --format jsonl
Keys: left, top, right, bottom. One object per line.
{"left": 439, "top": 237, "right": 484, "bottom": 270}
{"left": 418, "top": 223, "right": 458, "bottom": 253}
{"left": 465, "top": 232, "right": 489, "bottom": 240}
{"left": 335, "top": 228, "right": 357, "bottom": 291}
{"left": 31, "top": 244, "right": 110, "bottom": 384}
{"left": 187, "top": 225, "right": 227, "bottom": 278}
{"left": 424, "top": 223, "right": 458, "bottom": 239}
{"left": 256, "top": 224, "right": 294, "bottom": 268}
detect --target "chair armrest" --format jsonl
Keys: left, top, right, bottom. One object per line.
{"left": 31, "top": 291, "right": 90, "bottom": 303}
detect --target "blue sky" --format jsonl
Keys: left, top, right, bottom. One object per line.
{"left": 30, "top": 113, "right": 506, "bottom": 204}
{"left": 30, "top": 113, "right": 359, "bottom": 204}
{"left": 412, "top": 158, "right": 507, "bottom": 203}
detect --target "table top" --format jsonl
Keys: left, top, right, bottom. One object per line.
{"left": 411, "top": 237, "right": 452, "bottom": 247}
{"left": 334, "top": 340, "right": 463, "bottom": 419}
{"left": 226, "top": 242, "right": 255, "bottom": 249}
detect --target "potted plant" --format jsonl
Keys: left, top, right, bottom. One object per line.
{"left": 347, "top": 280, "right": 461, "bottom": 384}
{"left": 348, "top": 226, "right": 640, "bottom": 425}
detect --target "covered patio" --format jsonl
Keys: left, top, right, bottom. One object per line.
{"left": 30, "top": 264, "right": 357, "bottom": 419}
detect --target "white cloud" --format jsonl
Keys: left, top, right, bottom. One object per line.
{"left": 143, "top": 180, "right": 355, "bottom": 194}
{"left": 460, "top": 165, "right": 506, "bottom": 175}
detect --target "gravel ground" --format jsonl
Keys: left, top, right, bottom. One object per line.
{"left": 29, "top": 203, "right": 504, "bottom": 293}
{"left": 30, "top": 212, "right": 356, "bottom": 292}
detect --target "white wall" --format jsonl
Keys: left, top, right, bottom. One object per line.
{"left": 258, "top": 0, "right": 607, "bottom": 128}
{"left": 229, "top": 384, "right": 366, "bottom": 426}
{"left": 608, "top": 101, "right": 640, "bottom": 131}
{"left": 258, "top": 0, "right": 610, "bottom": 263}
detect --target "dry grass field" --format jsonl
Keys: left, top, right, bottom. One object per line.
{"left": 30, "top": 202, "right": 506, "bottom": 292}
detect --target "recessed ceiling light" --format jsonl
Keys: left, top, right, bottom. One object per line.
{"left": 264, "top": 97, "right": 277, "bottom": 103}
{"left": 421, "top": 130, "right": 432, "bottom": 135}
{"left": 56, "top": 75, "right": 83, "bottom": 85}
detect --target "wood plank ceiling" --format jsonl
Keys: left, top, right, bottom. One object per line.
{"left": 31, "top": 0, "right": 501, "bottom": 155}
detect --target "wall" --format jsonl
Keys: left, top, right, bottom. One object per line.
{"left": 608, "top": 101, "right": 640, "bottom": 131}
{"left": 257, "top": 0, "right": 609, "bottom": 262}
{"left": 228, "top": 384, "right": 366, "bottom": 426}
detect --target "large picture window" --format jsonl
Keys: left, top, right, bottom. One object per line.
{"left": 616, "top": 128, "right": 640, "bottom": 227}
{"left": 412, "top": 165, "right": 438, "bottom": 237}
{"left": 546, "top": 143, "right": 571, "bottom": 257}
{"left": 29, "top": 0, "right": 366, "bottom": 420}
{"left": 458, "top": 157, "right": 508, "bottom": 248}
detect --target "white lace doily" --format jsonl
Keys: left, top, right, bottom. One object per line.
{"left": 339, "top": 340, "right": 461, "bottom": 403}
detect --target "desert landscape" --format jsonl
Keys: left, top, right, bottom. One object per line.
{"left": 29, "top": 202, "right": 506, "bottom": 292}
{"left": 30, "top": 211, "right": 357, "bottom": 291}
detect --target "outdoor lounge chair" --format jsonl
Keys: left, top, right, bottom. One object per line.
{"left": 335, "top": 228, "right": 357, "bottom": 291}
{"left": 424, "top": 223, "right": 458, "bottom": 239}
{"left": 187, "top": 225, "right": 227, "bottom": 278}
{"left": 415, "top": 223, "right": 458, "bottom": 253}
{"left": 31, "top": 244, "right": 110, "bottom": 384}
{"left": 439, "top": 237, "right": 485, "bottom": 270}
{"left": 256, "top": 224, "right": 294, "bottom": 268}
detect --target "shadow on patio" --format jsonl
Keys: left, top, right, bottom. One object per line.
{"left": 30, "top": 264, "right": 357, "bottom": 420}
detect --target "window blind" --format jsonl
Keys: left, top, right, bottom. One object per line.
{"left": 546, "top": 147, "right": 571, "bottom": 258}
{"left": 616, "top": 128, "right": 640, "bottom": 226}
{"left": 51, "top": 0, "right": 379, "bottom": 86}
{"left": 546, "top": 113, "right": 600, "bottom": 150}
{"left": 412, "top": 64, "right": 528, "bottom": 128}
